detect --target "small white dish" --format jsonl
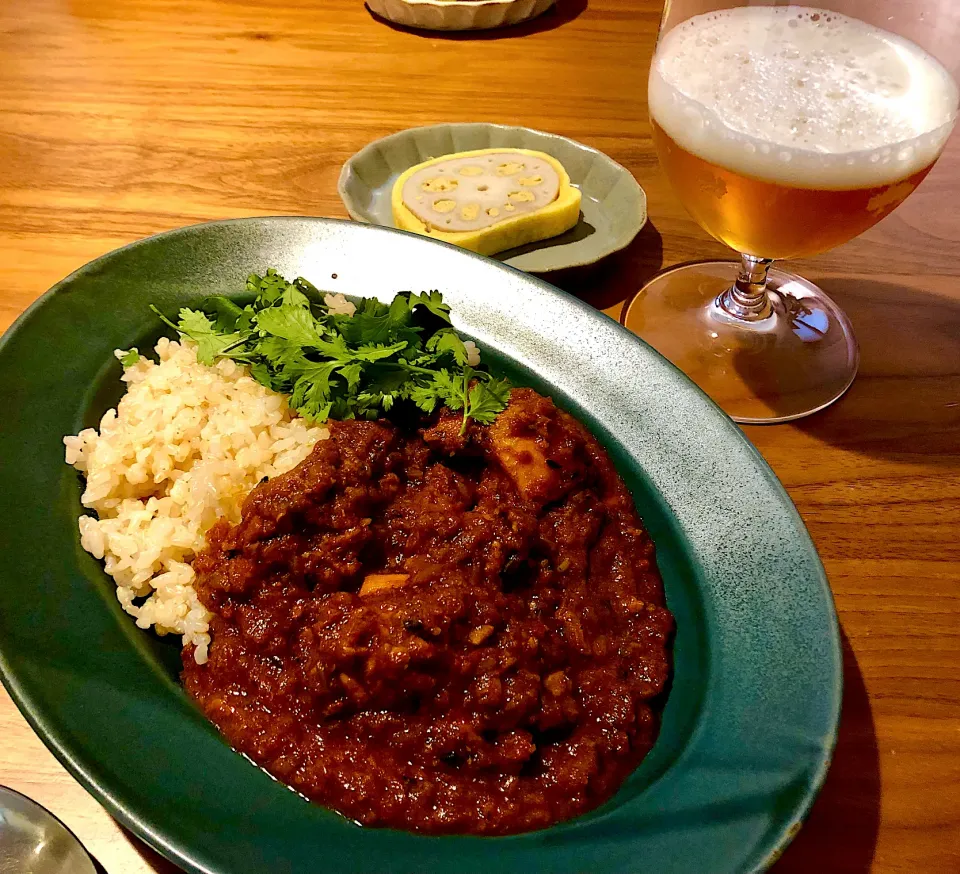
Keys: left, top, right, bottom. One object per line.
{"left": 366, "top": 0, "right": 556, "bottom": 31}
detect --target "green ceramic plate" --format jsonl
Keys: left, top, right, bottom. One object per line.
{"left": 338, "top": 123, "right": 647, "bottom": 273}
{"left": 0, "top": 218, "right": 840, "bottom": 874}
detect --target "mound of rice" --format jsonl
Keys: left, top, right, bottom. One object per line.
{"left": 64, "top": 338, "right": 328, "bottom": 663}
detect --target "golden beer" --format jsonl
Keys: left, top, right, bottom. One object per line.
{"left": 648, "top": 6, "right": 958, "bottom": 261}
{"left": 651, "top": 120, "right": 938, "bottom": 259}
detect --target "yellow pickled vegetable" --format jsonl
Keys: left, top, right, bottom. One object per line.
{"left": 392, "top": 148, "right": 581, "bottom": 256}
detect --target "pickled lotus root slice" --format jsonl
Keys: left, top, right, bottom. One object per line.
{"left": 420, "top": 177, "right": 459, "bottom": 193}
{"left": 401, "top": 151, "right": 562, "bottom": 232}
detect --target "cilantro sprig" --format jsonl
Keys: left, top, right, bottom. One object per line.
{"left": 151, "top": 269, "right": 510, "bottom": 429}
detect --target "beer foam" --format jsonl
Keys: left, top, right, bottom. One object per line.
{"left": 649, "top": 6, "right": 958, "bottom": 189}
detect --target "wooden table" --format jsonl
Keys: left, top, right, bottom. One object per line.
{"left": 1, "top": 1, "right": 958, "bottom": 871}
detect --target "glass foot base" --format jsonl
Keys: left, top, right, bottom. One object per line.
{"left": 621, "top": 261, "right": 859, "bottom": 424}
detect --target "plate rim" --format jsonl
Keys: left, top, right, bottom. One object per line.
{"left": 0, "top": 216, "right": 841, "bottom": 874}
{"left": 336, "top": 121, "right": 648, "bottom": 272}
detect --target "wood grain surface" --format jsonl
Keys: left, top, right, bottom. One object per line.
{"left": 1, "top": 1, "right": 958, "bottom": 872}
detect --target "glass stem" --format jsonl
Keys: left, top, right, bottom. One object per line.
{"left": 717, "top": 254, "right": 774, "bottom": 321}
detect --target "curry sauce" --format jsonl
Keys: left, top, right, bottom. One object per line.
{"left": 183, "top": 389, "right": 673, "bottom": 834}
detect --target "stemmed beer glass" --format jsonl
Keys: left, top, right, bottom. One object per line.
{"left": 623, "top": 1, "right": 959, "bottom": 422}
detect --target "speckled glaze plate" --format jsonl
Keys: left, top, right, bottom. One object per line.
{"left": 338, "top": 123, "right": 648, "bottom": 273}
{"left": 0, "top": 218, "right": 839, "bottom": 874}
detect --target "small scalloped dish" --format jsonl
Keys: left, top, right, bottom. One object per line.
{"left": 339, "top": 123, "right": 648, "bottom": 273}
{"left": 366, "top": 0, "right": 556, "bottom": 31}
{"left": 392, "top": 148, "right": 582, "bottom": 256}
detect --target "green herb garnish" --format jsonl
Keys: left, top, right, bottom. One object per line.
{"left": 117, "top": 348, "right": 140, "bottom": 367}
{"left": 153, "top": 269, "right": 510, "bottom": 429}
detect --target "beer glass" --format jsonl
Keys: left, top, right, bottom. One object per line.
{"left": 623, "top": 1, "right": 959, "bottom": 422}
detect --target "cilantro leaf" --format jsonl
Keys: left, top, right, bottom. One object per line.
{"left": 358, "top": 297, "right": 389, "bottom": 318}
{"left": 159, "top": 306, "right": 243, "bottom": 366}
{"left": 426, "top": 328, "right": 468, "bottom": 365}
{"left": 281, "top": 284, "right": 311, "bottom": 309}
{"left": 337, "top": 362, "right": 363, "bottom": 391}
{"left": 250, "top": 360, "right": 277, "bottom": 389}
{"left": 257, "top": 335, "right": 299, "bottom": 367}
{"left": 405, "top": 383, "right": 437, "bottom": 414}
{"left": 256, "top": 306, "right": 321, "bottom": 346}
{"left": 411, "top": 290, "right": 452, "bottom": 323}
{"left": 201, "top": 296, "right": 247, "bottom": 333}
{"left": 370, "top": 364, "right": 412, "bottom": 394}
{"left": 311, "top": 334, "right": 353, "bottom": 360}
{"left": 466, "top": 377, "right": 512, "bottom": 426}
{"left": 432, "top": 369, "right": 466, "bottom": 411}
{"left": 299, "top": 395, "right": 333, "bottom": 423}
{"left": 291, "top": 361, "right": 340, "bottom": 419}
{"left": 178, "top": 308, "right": 218, "bottom": 336}
{"left": 353, "top": 341, "right": 409, "bottom": 362}
{"left": 117, "top": 348, "right": 140, "bottom": 367}
{"left": 248, "top": 268, "right": 289, "bottom": 305}
{"left": 335, "top": 294, "right": 419, "bottom": 347}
